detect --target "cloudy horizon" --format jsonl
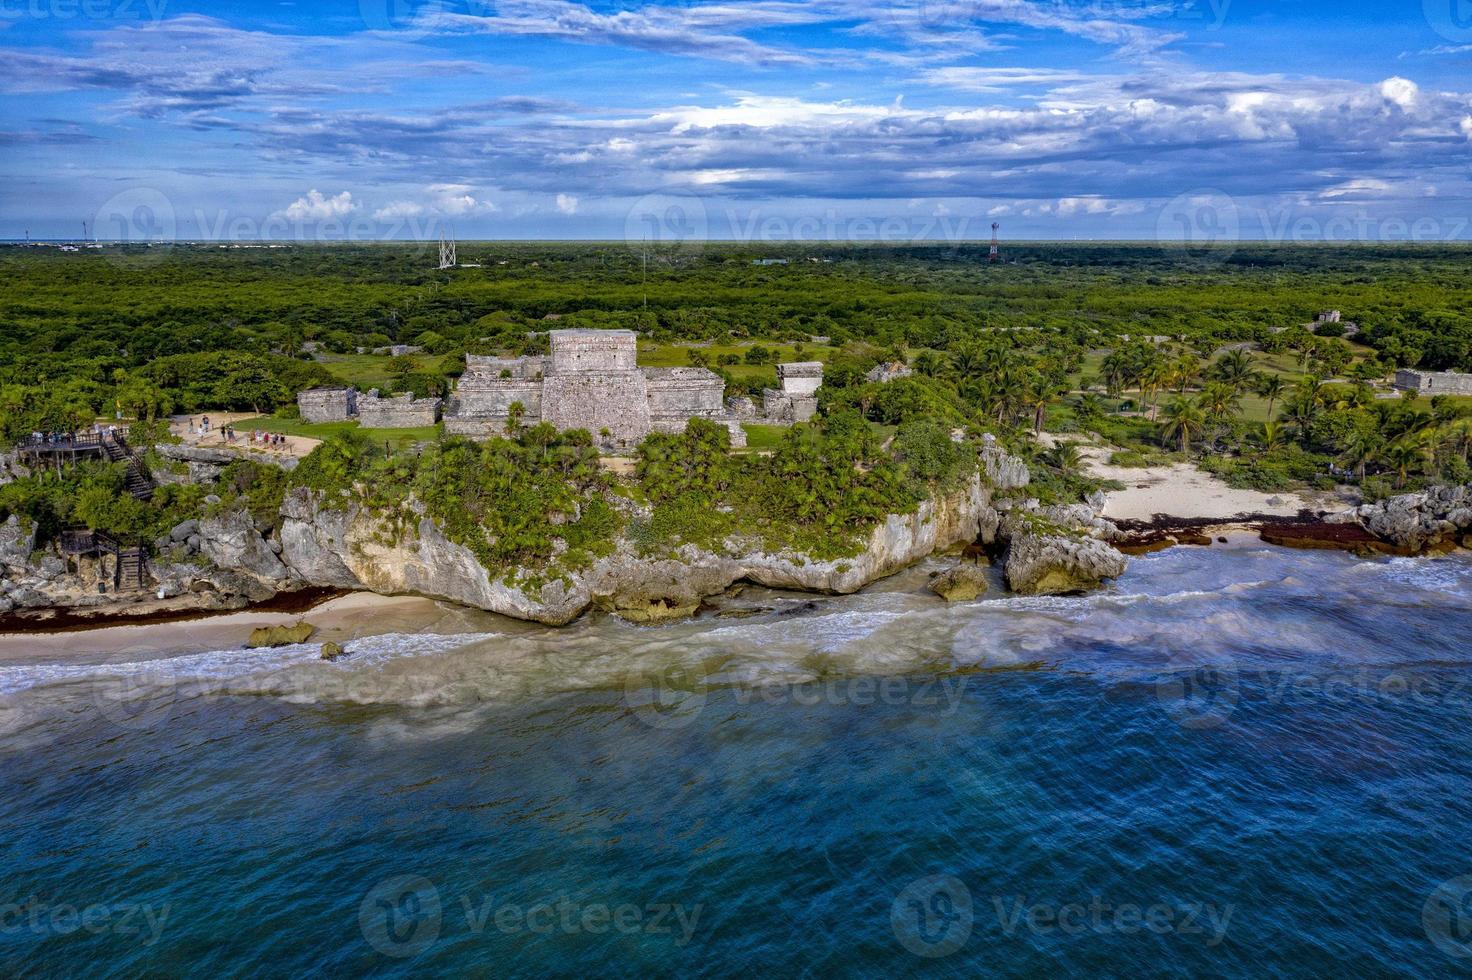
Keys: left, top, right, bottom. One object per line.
{"left": 3, "top": 0, "right": 1471, "bottom": 243}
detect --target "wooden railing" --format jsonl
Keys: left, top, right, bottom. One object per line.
{"left": 58, "top": 527, "right": 148, "bottom": 590}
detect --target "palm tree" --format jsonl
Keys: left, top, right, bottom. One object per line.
{"left": 1339, "top": 427, "right": 1384, "bottom": 480}
{"left": 1383, "top": 432, "right": 1434, "bottom": 488}
{"left": 1258, "top": 420, "right": 1284, "bottom": 451}
{"left": 1161, "top": 398, "right": 1207, "bottom": 454}
{"left": 1171, "top": 353, "right": 1202, "bottom": 394}
{"left": 1211, "top": 348, "right": 1258, "bottom": 391}
{"left": 1140, "top": 361, "right": 1170, "bottom": 420}
{"left": 1254, "top": 374, "right": 1288, "bottom": 419}
{"left": 1046, "top": 441, "right": 1083, "bottom": 476}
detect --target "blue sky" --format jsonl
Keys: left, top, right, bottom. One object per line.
{"left": 2, "top": 0, "right": 1470, "bottom": 241}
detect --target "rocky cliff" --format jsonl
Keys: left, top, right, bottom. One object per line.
{"left": 270, "top": 468, "right": 1004, "bottom": 625}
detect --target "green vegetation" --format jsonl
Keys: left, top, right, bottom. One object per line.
{"left": 6, "top": 242, "right": 1472, "bottom": 568}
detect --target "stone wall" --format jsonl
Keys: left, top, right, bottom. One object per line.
{"left": 1396, "top": 369, "right": 1472, "bottom": 396}
{"left": 645, "top": 368, "right": 726, "bottom": 419}
{"left": 357, "top": 390, "right": 442, "bottom": 428}
{"left": 549, "top": 329, "right": 638, "bottom": 373}
{"left": 543, "top": 372, "right": 651, "bottom": 448}
{"left": 297, "top": 387, "right": 356, "bottom": 423}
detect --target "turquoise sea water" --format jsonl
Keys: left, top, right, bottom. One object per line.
{"left": 2, "top": 544, "right": 1471, "bottom": 976}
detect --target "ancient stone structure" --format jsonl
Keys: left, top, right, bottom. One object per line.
{"left": 866, "top": 361, "right": 913, "bottom": 384}
{"left": 762, "top": 362, "right": 823, "bottom": 423}
{"left": 443, "top": 329, "right": 746, "bottom": 449}
{"left": 1395, "top": 369, "right": 1472, "bottom": 396}
{"left": 1316, "top": 310, "right": 1341, "bottom": 324}
{"left": 296, "top": 386, "right": 357, "bottom": 423}
{"left": 357, "top": 390, "right": 442, "bottom": 428}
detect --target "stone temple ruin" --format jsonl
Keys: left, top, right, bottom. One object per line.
{"left": 1395, "top": 369, "right": 1472, "bottom": 396}
{"left": 296, "top": 385, "right": 440, "bottom": 429}
{"left": 299, "top": 329, "right": 828, "bottom": 447}
{"left": 443, "top": 329, "right": 749, "bottom": 449}
{"left": 762, "top": 362, "right": 824, "bottom": 423}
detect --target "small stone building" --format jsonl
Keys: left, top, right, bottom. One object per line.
{"left": 357, "top": 390, "right": 442, "bottom": 428}
{"left": 762, "top": 362, "right": 824, "bottom": 423}
{"left": 443, "top": 329, "right": 746, "bottom": 450}
{"left": 297, "top": 386, "right": 357, "bottom": 423}
{"left": 1315, "top": 310, "right": 1342, "bottom": 324}
{"left": 865, "top": 361, "right": 913, "bottom": 384}
{"left": 1395, "top": 369, "right": 1472, "bottom": 396}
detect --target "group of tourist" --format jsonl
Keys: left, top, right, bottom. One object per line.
{"left": 183, "top": 418, "right": 290, "bottom": 451}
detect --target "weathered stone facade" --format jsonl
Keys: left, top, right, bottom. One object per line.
{"left": 1395, "top": 369, "right": 1472, "bottom": 396}
{"left": 443, "top": 329, "right": 746, "bottom": 449}
{"left": 357, "top": 390, "right": 442, "bottom": 428}
{"left": 297, "top": 386, "right": 357, "bottom": 423}
{"left": 762, "top": 361, "right": 823, "bottom": 423}
{"left": 866, "top": 361, "right": 913, "bottom": 383}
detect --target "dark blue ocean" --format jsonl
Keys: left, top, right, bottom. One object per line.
{"left": 2, "top": 543, "right": 1471, "bottom": 976}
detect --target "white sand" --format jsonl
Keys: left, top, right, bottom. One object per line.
{"left": 0, "top": 592, "right": 522, "bottom": 664}
{"left": 1075, "top": 444, "right": 1325, "bottom": 523}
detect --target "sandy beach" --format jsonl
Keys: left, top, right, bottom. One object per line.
{"left": 1073, "top": 444, "right": 1343, "bottom": 523}
{"left": 0, "top": 592, "right": 527, "bottom": 664}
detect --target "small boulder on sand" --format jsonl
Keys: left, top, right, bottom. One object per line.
{"left": 247, "top": 621, "right": 316, "bottom": 648}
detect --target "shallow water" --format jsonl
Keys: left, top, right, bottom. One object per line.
{"left": 2, "top": 545, "right": 1470, "bottom": 975}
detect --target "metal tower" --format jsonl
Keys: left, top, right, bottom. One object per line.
{"left": 438, "top": 227, "right": 457, "bottom": 269}
{"left": 989, "top": 222, "right": 1000, "bottom": 263}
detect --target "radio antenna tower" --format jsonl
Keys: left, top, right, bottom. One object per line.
{"left": 438, "top": 226, "right": 457, "bottom": 269}
{"left": 989, "top": 222, "right": 1000, "bottom": 263}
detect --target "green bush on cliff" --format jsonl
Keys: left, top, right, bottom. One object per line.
{"left": 412, "top": 428, "right": 614, "bottom": 569}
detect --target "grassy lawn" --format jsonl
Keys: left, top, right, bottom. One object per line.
{"left": 238, "top": 416, "right": 442, "bottom": 450}
{"left": 315, "top": 352, "right": 459, "bottom": 391}
{"left": 737, "top": 423, "right": 789, "bottom": 451}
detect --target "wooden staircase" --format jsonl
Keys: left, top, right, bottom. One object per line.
{"left": 101, "top": 433, "right": 155, "bottom": 501}
{"left": 59, "top": 528, "right": 149, "bottom": 591}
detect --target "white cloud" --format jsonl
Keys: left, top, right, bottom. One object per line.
{"left": 373, "top": 200, "right": 425, "bottom": 220}
{"left": 1380, "top": 76, "right": 1418, "bottom": 109}
{"left": 556, "top": 193, "right": 580, "bottom": 214}
{"left": 276, "top": 189, "right": 357, "bottom": 221}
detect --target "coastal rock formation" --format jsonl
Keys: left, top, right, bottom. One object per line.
{"left": 268, "top": 469, "right": 1004, "bottom": 625}
{"left": 1328, "top": 485, "right": 1472, "bottom": 552}
{"left": 930, "top": 564, "right": 989, "bottom": 602}
{"left": 1004, "top": 517, "right": 1128, "bottom": 596}
{"left": 199, "top": 509, "right": 288, "bottom": 583}
{"left": 0, "top": 516, "right": 36, "bottom": 574}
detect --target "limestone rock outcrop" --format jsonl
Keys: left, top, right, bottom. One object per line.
{"left": 271, "top": 468, "right": 1005, "bottom": 626}
{"left": 1004, "top": 517, "right": 1128, "bottom": 596}
{"left": 930, "top": 564, "right": 989, "bottom": 602}
{"left": 199, "top": 509, "right": 288, "bottom": 583}
{"left": 1329, "top": 485, "right": 1472, "bottom": 552}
